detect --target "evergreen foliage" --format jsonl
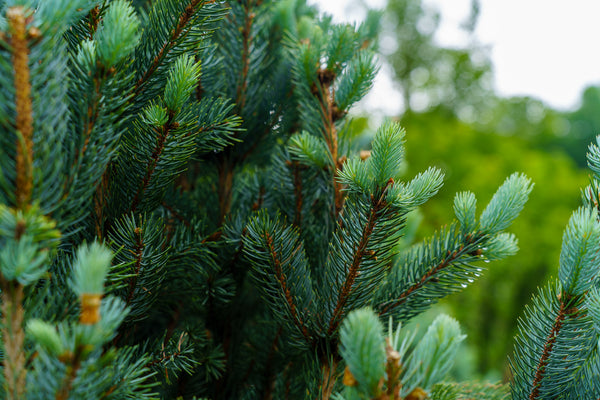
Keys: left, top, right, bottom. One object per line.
{"left": 508, "top": 138, "right": 600, "bottom": 399}
{"left": 0, "top": 0, "right": 594, "bottom": 399}
{"left": 398, "top": 111, "right": 587, "bottom": 378}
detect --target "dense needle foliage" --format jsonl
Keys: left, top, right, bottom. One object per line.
{"left": 0, "top": 1, "right": 599, "bottom": 399}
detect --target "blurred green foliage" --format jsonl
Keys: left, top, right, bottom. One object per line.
{"left": 376, "top": 0, "right": 594, "bottom": 380}
{"left": 384, "top": 0, "right": 492, "bottom": 114}
{"left": 563, "top": 86, "right": 600, "bottom": 165}
{"left": 399, "top": 111, "right": 587, "bottom": 379}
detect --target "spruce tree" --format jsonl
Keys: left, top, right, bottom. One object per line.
{"left": 3, "top": 0, "right": 589, "bottom": 399}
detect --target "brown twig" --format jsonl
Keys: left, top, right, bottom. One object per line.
{"left": 264, "top": 232, "right": 311, "bottom": 341}
{"left": 130, "top": 115, "right": 176, "bottom": 213}
{"left": 55, "top": 345, "right": 85, "bottom": 400}
{"left": 235, "top": 3, "right": 255, "bottom": 112}
{"left": 125, "top": 226, "right": 145, "bottom": 307}
{"left": 1, "top": 280, "right": 26, "bottom": 400}
{"left": 93, "top": 167, "right": 111, "bottom": 240}
{"left": 217, "top": 155, "right": 234, "bottom": 224}
{"left": 87, "top": 6, "right": 102, "bottom": 40}
{"left": 528, "top": 293, "right": 569, "bottom": 400}
{"left": 292, "top": 161, "right": 304, "bottom": 227}
{"left": 319, "top": 357, "right": 339, "bottom": 400}
{"left": 9, "top": 6, "right": 34, "bottom": 210}
{"left": 377, "top": 233, "right": 481, "bottom": 316}
{"left": 316, "top": 69, "right": 346, "bottom": 218}
{"left": 326, "top": 180, "right": 394, "bottom": 336}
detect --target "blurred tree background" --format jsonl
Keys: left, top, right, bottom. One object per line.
{"left": 352, "top": 0, "right": 599, "bottom": 381}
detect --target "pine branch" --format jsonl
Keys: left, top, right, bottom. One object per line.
{"left": 217, "top": 156, "right": 234, "bottom": 224}
{"left": 7, "top": 7, "right": 33, "bottom": 209}
{"left": 125, "top": 226, "right": 145, "bottom": 307}
{"left": 134, "top": 0, "right": 217, "bottom": 98}
{"left": 510, "top": 281, "right": 596, "bottom": 399}
{"left": 243, "top": 212, "right": 315, "bottom": 344}
{"left": 108, "top": 214, "right": 168, "bottom": 322}
{"left": 316, "top": 69, "right": 345, "bottom": 217}
{"left": 291, "top": 161, "right": 304, "bottom": 227}
{"left": 376, "top": 229, "right": 485, "bottom": 319}
{"left": 1, "top": 280, "right": 26, "bottom": 400}
{"left": 528, "top": 293, "right": 568, "bottom": 400}
{"left": 130, "top": 114, "right": 176, "bottom": 213}
{"left": 55, "top": 344, "right": 86, "bottom": 400}
{"left": 264, "top": 231, "right": 310, "bottom": 340}
{"left": 234, "top": 1, "right": 254, "bottom": 112}
{"left": 326, "top": 187, "right": 388, "bottom": 336}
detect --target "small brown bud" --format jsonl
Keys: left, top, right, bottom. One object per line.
{"left": 342, "top": 366, "right": 358, "bottom": 387}
{"left": 317, "top": 68, "right": 336, "bottom": 86}
{"left": 27, "top": 27, "right": 41, "bottom": 39}
{"left": 15, "top": 219, "right": 26, "bottom": 240}
{"left": 80, "top": 293, "right": 102, "bottom": 325}
{"left": 406, "top": 387, "right": 428, "bottom": 400}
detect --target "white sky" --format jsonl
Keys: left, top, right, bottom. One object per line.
{"left": 309, "top": 0, "right": 600, "bottom": 114}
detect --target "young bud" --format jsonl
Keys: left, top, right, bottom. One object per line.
{"left": 70, "top": 242, "right": 113, "bottom": 325}
{"left": 27, "top": 319, "right": 63, "bottom": 356}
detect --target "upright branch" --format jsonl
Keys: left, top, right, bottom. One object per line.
{"left": 263, "top": 232, "right": 311, "bottom": 341}
{"left": 217, "top": 155, "right": 234, "bottom": 225}
{"left": 93, "top": 169, "right": 110, "bottom": 240}
{"left": 326, "top": 181, "right": 393, "bottom": 336}
{"left": 320, "top": 358, "right": 339, "bottom": 400}
{"left": 327, "top": 205, "right": 378, "bottom": 336}
{"left": 316, "top": 68, "right": 345, "bottom": 217}
{"left": 130, "top": 112, "right": 177, "bottom": 214}
{"left": 79, "top": 73, "right": 102, "bottom": 164}
{"left": 529, "top": 292, "right": 581, "bottom": 400}
{"left": 8, "top": 7, "right": 34, "bottom": 210}
{"left": 55, "top": 346, "right": 85, "bottom": 400}
{"left": 235, "top": 2, "right": 254, "bottom": 112}
{"left": 134, "top": 0, "right": 208, "bottom": 97}
{"left": 1, "top": 8, "right": 36, "bottom": 398}
{"left": 1, "top": 279, "right": 26, "bottom": 400}
{"left": 125, "top": 226, "right": 145, "bottom": 307}
{"left": 528, "top": 293, "right": 570, "bottom": 400}
{"left": 217, "top": 2, "right": 255, "bottom": 224}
